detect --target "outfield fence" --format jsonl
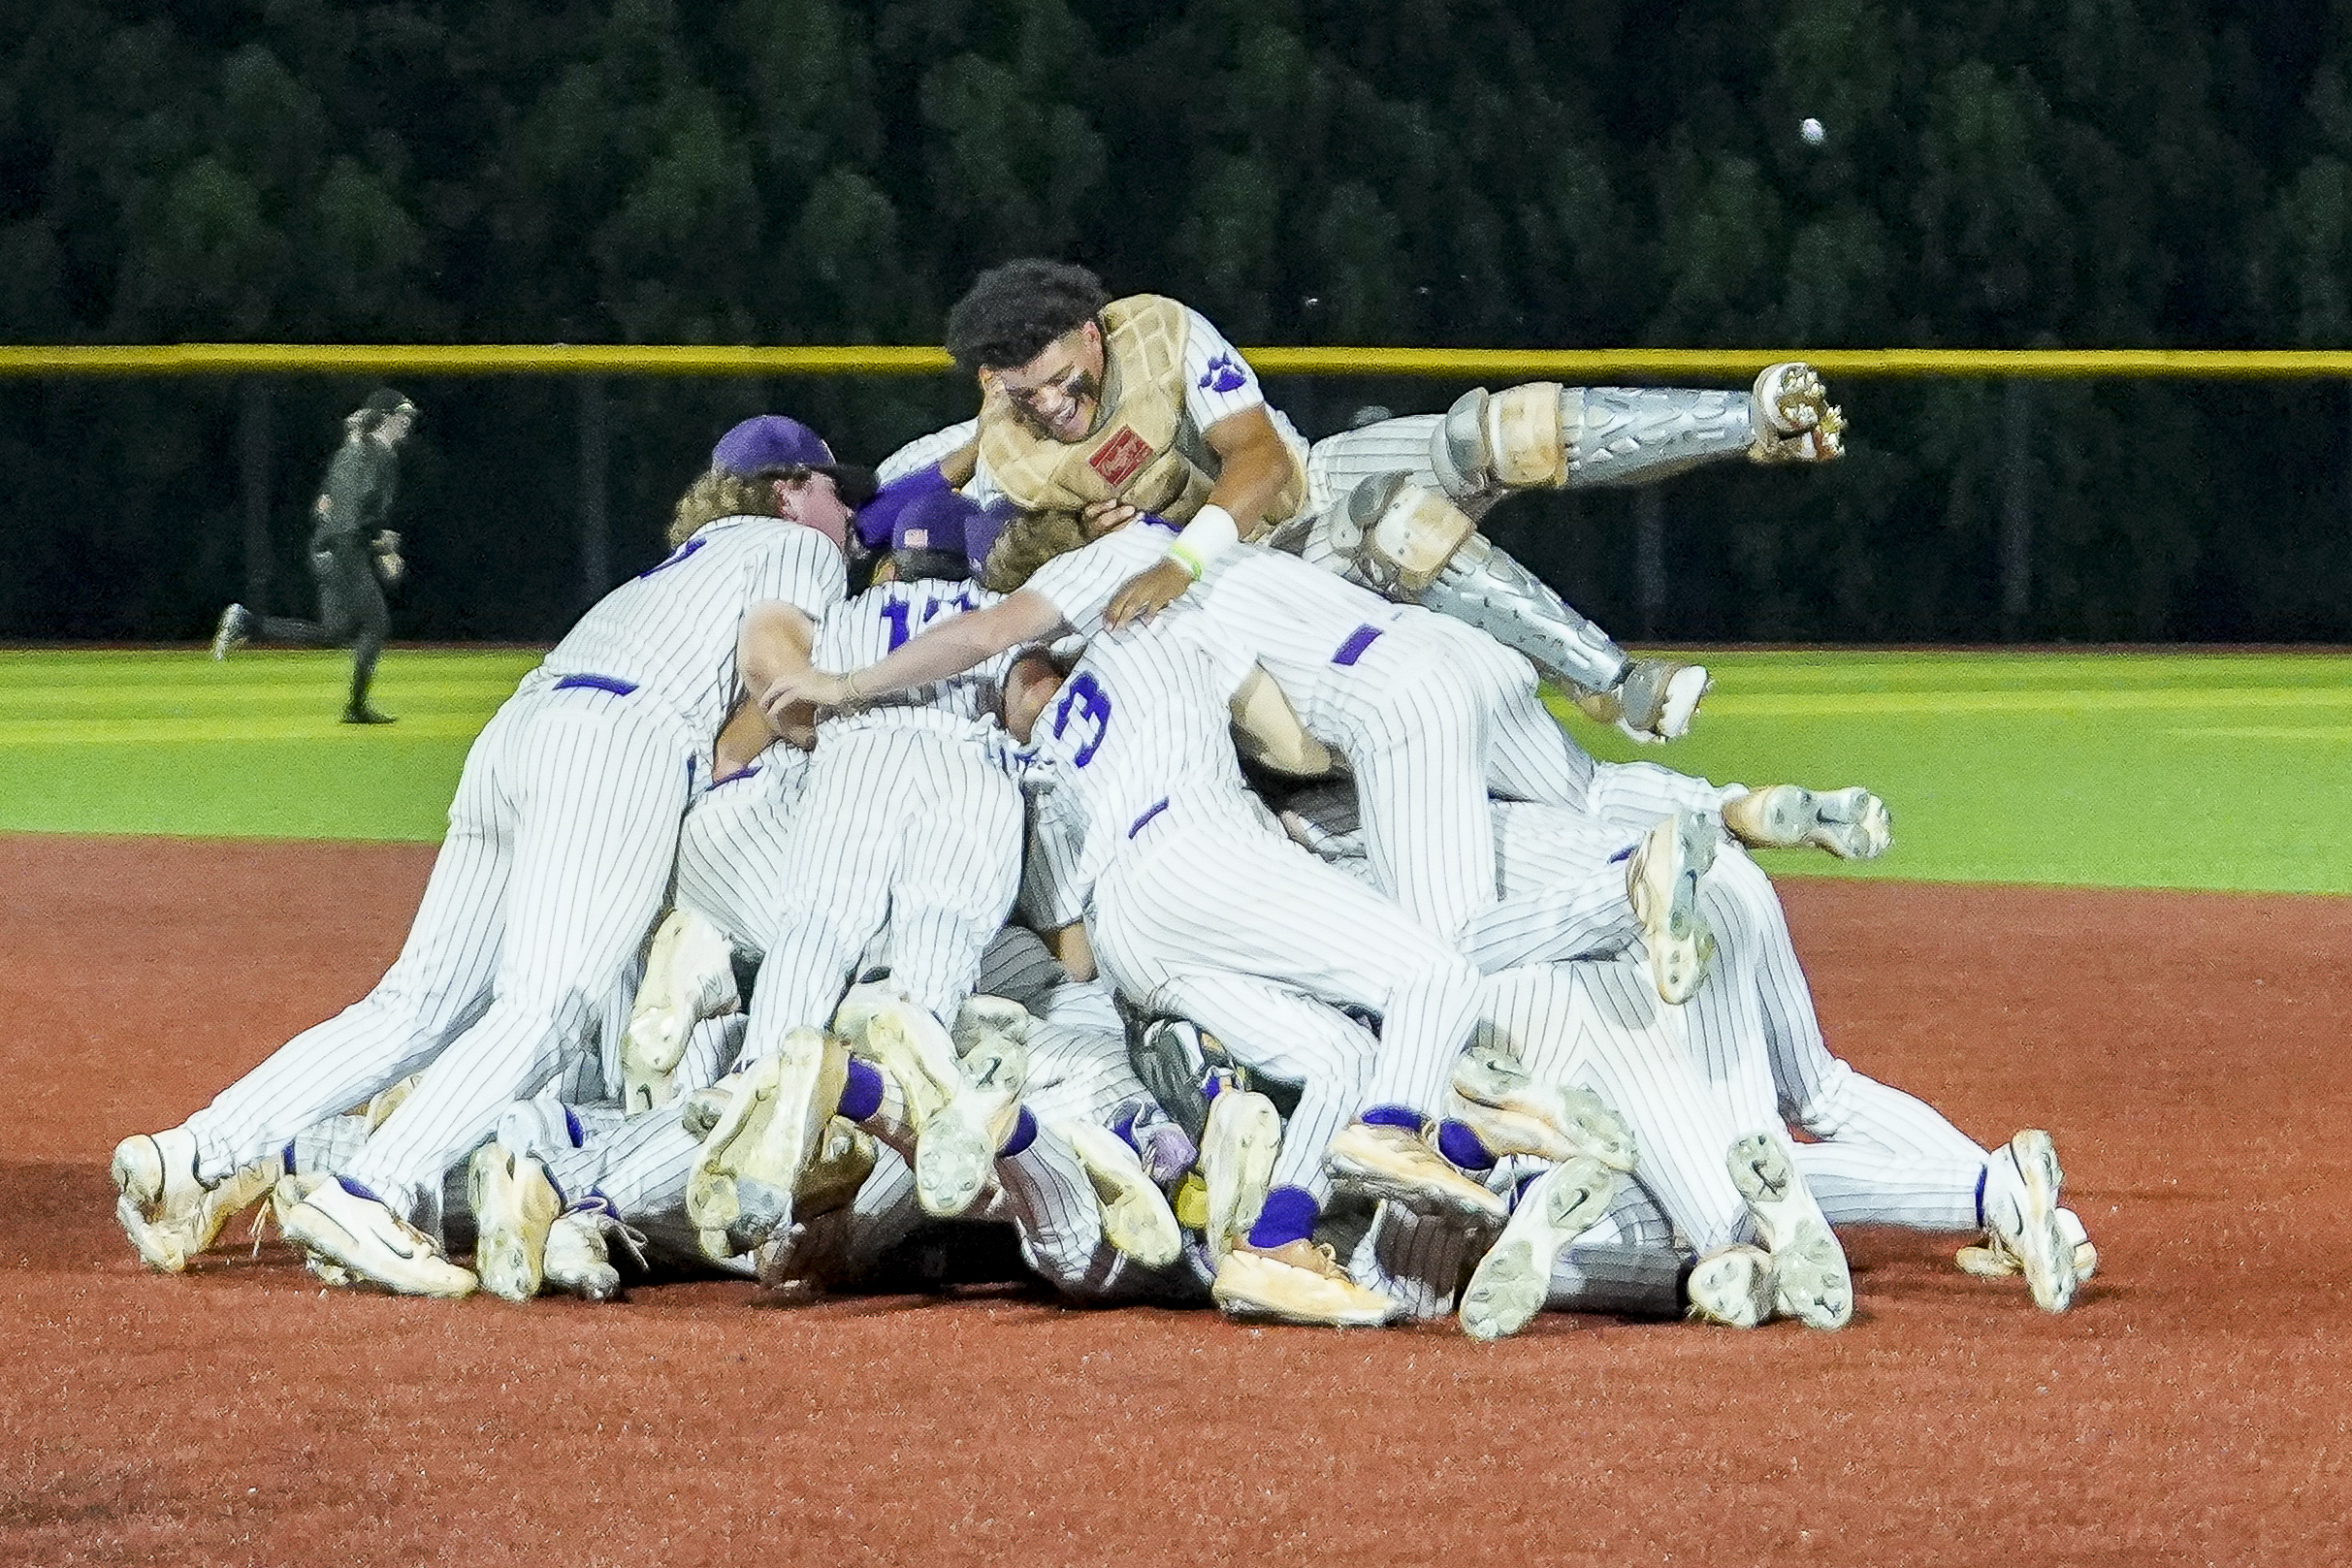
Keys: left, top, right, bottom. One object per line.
{"left": 2, "top": 345, "right": 2348, "bottom": 647}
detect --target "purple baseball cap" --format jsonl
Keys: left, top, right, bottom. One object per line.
{"left": 710, "top": 415, "right": 879, "bottom": 504}
{"left": 891, "top": 489, "right": 985, "bottom": 560}
{"left": 965, "top": 497, "right": 1019, "bottom": 575}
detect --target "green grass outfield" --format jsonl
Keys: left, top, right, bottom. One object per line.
{"left": 1, "top": 647, "right": 2344, "bottom": 894}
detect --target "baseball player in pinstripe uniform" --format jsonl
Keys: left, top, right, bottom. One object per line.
{"left": 1284, "top": 783, "right": 2087, "bottom": 1323}
{"left": 675, "top": 494, "right": 1029, "bottom": 1250}
{"left": 974, "top": 610, "right": 1642, "bottom": 1327}
{"left": 658, "top": 492, "right": 1179, "bottom": 1289}
{"left": 113, "top": 415, "right": 868, "bottom": 1295}
{"left": 465, "top": 496, "right": 1203, "bottom": 1303}
{"left": 761, "top": 498, "right": 1888, "bottom": 1010}
{"left": 868, "top": 259, "right": 1846, "bottom": 741}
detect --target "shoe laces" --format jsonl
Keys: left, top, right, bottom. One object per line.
{"left": 564, "top": 1195, "right": 648, "bottom": 1269}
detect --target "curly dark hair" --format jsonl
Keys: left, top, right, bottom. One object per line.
{"left": 945, "top": 259, "right": 1112, "bottom": 377}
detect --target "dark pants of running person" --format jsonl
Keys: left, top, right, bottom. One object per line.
{"left": 262, "top": 544, "right": 390, "bottom": 715}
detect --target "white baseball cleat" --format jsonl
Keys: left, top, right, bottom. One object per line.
{"left": 950, "top": 994, "right": 1033, "bottom": 1052}
{"left": 1610, "top": 658, "right": 1711, "bottom": 745}
{"left": 1685, "top": 1244, "right": 1778, "bottom": 1328}
{"left": 1726, "top": 1133, "right": 1853, "bottom": 1328}
{"left": 685, "top": 1029, "right": 848, "bottom": 1256}
{"left": 916, "top": 1030, "right": 1028, "bottom": 1219}
{"left": 542, "top": 1200, "right": 646, "bottom": 1302}
{"left": 1325, "top": 1121, "right": 1508, "bottom": 1226}
{"left": 1449, "top": 1043, "right": 1636, "bottom": 1172}
{"left": 1725, "top": 784, "right": 1892, "bottom": 861}
{"left": 1979, "top": 1131, "right": 2078, "bottom": 1312}
{"left": 113, "top": 1129, "right": 282, "bottom": 1272}
{"left": 752, "top": 1116, "right": 879, "bottom": 1296}
{"left": 1211, "top": 1238, "right": 1399, "bottom": 1328}
{"left": 467, "top": 1142, "right": 564, "bottom": 1303}
{"left": 270, "top": 1169, "right": 328, "bottom": 1231}
{"left": 1199, "top": 1086, "right": 1281, "bottom": 1263}
{"left": 113, "top": 1128, "right": 209, "bottom": 1271}
{"left": 278, "top": 1177, "right": 477, "bottom": 1297}
{"left": 1058, "top": 1118, "right": 1183, "bottom": 1268}
{"left": 1957, "top": 1204, "right": 2097, "bottom": 1286}
{"left": 1458, "top": 1157, "right": 1622, "bottom": 1341}
{"left": 828, "top": 980, "right": 899, "bottom": 1050}
{"left": 362, "top": 1073, "right": 425, "bottom": 1131}
{"left": 1626, "top": 810, "right": 1719, "bottom": 1006}
{"left": 847, "top": 997, "right": 967, "bottom": 1133}
{"left": 622, "top": 908, "right": 741, "bottom": 1115}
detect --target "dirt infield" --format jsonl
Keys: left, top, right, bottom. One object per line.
{"left": 6, "top": 835, "right": 2348, "bottom": 1566}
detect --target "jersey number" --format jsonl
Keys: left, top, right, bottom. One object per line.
{"left": 880, "top": 587, "right": 978, "bottom": 652}
{"left": 1050, "top": 673, "right": 1112, "bottom": 767}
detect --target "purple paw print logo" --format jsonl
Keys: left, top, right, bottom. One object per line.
{"left": 1199, "top": 354, "right": 1248, "bottom": 394}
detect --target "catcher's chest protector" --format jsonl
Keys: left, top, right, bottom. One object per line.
{"left": 980, "top": 295, "right": 1303, "bottom": 526}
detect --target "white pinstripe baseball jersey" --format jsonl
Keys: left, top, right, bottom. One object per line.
{"left": 810, "top": 577, "right": 1014, "bottom": 727}
{"left": 1018, "top": 606, "right": 1252, "bottom": 899}
{"left": 737, "top": 581, "right": 1028, "bottom": 1042}
{"left": 1044, "top": 617, "right": 1490, "bottom": 1169}
{"left": 177, "top": 523, "right": 848, "bottom": 1224}
{"left": 542, "top": 514, "right": 846, "bottom": 771}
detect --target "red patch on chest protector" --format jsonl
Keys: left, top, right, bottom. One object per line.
{"left": 1087, "top": 427, "right": 1153, "bottom": 488}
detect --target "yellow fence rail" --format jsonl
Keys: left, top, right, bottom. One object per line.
{"left": 3, "top": 344, "right": 2351, "bottom": 378}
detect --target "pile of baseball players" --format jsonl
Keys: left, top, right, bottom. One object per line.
{"left": 113, "top": 260, "right": 2094, "bottom": 1336}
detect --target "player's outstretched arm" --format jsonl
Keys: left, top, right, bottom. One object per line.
{"left": 759, "top": 589, "right": 1068, "bottom": 721}
{"left": 1105, "top": 406, "right": 1304, "bottom": 628}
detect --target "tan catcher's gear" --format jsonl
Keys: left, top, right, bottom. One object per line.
{"left": 978, "top": 295, "right": 1307, "bottom": 528}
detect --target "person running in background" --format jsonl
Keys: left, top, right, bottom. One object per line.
{"left": 211, "top": 388, "right": 418, "bottom": 724}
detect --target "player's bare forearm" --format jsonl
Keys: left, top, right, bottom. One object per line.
{"left": 774, "top": 591, "right": 1066, "bottom": 718}
{"left": 1203, "top": 407, "right": 1303, "bottom": 537}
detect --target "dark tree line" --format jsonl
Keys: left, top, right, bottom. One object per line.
{"left": 3, "top": 0, "right": 2351, "bottom": 642}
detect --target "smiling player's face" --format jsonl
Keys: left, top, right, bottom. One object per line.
{"left": 987, "top": 322, "right": 1106, "bottom": 443}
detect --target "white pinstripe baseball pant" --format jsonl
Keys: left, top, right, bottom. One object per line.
{"left": 671, "top": 745, "right": 810, "bottom": 947}
{"left": 1697, "top": 848, "right": 1992, "bottom": 1230}
{"left": 746, "top": 724, "right": 1022, "bottom": 1051}
{"left": 1086, "top": 796, "right": 1487, "bottom": 1182}
{"left": 185, "top": 679, "right": 693, "bottom": 1218}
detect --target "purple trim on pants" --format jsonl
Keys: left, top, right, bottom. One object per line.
{"left": 1360, "top": 1105, "right": 1422, "bottom": 1133}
